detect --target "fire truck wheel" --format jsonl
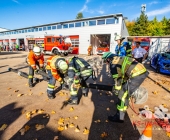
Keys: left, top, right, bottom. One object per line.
{"left": 64, "top": 53, "right": 68, "bottom": 56}
{"left": 53, "top": 49, "right": 59, "bottom": 55}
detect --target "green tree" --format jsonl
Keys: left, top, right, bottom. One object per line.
{"left": 161, "top": 16, "right": 169, "bottom": 35}
{"left": 166, "top": 19, "right": 170, "bottom": 35}
{"left": 125, "top": 20, "right": 135, "bottom": 35}
{"left": 131, "top": 12, "right": 149, "bottom": 36}
{"left": 147, "top": 17, "right": 164, "bottom": 36}
{"left": 76, "top": 12, "right": 84, "bottom": 19}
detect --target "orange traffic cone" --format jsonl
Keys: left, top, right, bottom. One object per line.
{"left": 139, "top": 122, "right": 152, "bottom": 140}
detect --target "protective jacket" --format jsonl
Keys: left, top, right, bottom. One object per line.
{"left": 68, "top": 56, "right": 92, "bottom": 79}
{"left": 46, "top": 55, "right": 65, "bottom": 82}
{"left": 115, "top": 42, "right": 132, "bottom": 57}
{"left": 28, "top": 50, "right": 44, "bottom": 69}
{"left": 110, "top": 56, "right": 146, "bottom": 90}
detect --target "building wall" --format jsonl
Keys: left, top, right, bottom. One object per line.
{"left": 0, "top": 16, "right": 128, "bottom": 54}
{"left": 121, "top": 19, "right": 129, "bottom": 41}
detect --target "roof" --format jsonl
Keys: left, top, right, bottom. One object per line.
{"left": 0, "top": 13, "right": 123, "bottom": 32}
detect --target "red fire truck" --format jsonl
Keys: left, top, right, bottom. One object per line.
{"left": 132, "top": 37, "right": 150, "bottom": 52}
{"left": 43, "top": 35, "right": 72, "bottom": 56}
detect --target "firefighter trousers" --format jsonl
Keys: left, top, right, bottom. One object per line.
{"left": 28, "top": 62, "right": 47, "bottom": 85}
{"left": 46, "top": 70, "right": 56, "bottom": 95}
{"left": 116, "top": 72, "right": 149, "bottom": 117}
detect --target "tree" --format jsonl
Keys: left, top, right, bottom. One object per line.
{"left": 161, "top": 16, "right": 169, "bottom": 35}
{"left": 166, "top": 19, "right": 170, "bottom": 35}
{"left": 131, "top": 12, "right": 149, "bottom": 36}
{"left": 125, "top": 20, "right": 135, "bottom": 35}
{"left": 76, "top": 12, "right": 84, "bottom": 19}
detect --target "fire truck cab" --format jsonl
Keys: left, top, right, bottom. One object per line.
{"left": 43, "top": 35, "right": 72, "bottom": 56}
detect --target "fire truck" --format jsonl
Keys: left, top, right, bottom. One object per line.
{"left": 43, "top": 35, "right": 72, "bottom": 56}
{"left": 132, "top": 37, "right": 150, "bottom": 52}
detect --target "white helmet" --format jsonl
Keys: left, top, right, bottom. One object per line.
{"left": 114, "top": 35, "right": 122, "bottom": 41}
{"left": 33, "top": 47, "right": 41, "bottom": 56}
{"left": 57, "top": 60, "right": 68, "bottom": 74}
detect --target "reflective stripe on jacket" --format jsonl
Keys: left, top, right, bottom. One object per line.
{"left": 28, "top": 50, "right": 44, "bottom": 69}
{"left": 110, "top": 56, "right": 146, "bottom": 90}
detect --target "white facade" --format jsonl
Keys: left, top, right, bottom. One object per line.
{"left": 0, "top": 13, "right": 129, "bottom": 54}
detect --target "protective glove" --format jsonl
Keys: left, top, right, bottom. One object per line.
{"left": 34, "top": 69, "right": 39, "bottom": 75}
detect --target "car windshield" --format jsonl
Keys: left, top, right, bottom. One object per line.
{"left": 99, "top": 43, "right": 108, "bottom": 48}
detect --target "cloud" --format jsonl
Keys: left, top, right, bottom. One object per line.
{"left": 79, "top": 0, "right": 90, "bottom": 12}
{"left": 148, "top": 1, "right": 159, "bottom": 5}
{"left": 97, "top": 10, "right": 104, "bottom": 14}
{"left": 146, "top": 5, "right": 170, "bottom": 17}
{"left": 12, "top": 0, "right": 19, "bottom": 4}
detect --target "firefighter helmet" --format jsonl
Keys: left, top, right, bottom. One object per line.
{"left": 56, "top": 59, "right": 68, "bottom": 74}
{"left": 114, "top": 35, "right": 125, "bottom": 41}
{"left": 102, "top": 52, "right": 116, "bottom": 60}
{"left": 33, "top": 46, "right": 41, "bottom": 56}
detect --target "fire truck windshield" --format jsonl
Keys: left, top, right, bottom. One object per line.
{"left": 134, "top": 41, "right": 150, "bottom": 46}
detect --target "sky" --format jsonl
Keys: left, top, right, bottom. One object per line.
{"left": 1, "top": 0, "right": 170, "bottom": 30}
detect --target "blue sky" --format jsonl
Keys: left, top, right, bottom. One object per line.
{"left": 1, "top": 0, "right": 170, "bottom": 30}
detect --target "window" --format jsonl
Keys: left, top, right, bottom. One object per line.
{"left": 106, "top": 18, "right": 115, "bottom": 24}
{"left": 52, "top": 37, "right": 55, "bottom": 42}
{"left": 47, "top": 26, "right": 51, "bottom": 30}
{"left": 71, "top": 39, "right": 79, "bottom": 47}
{"left": 57, "top": 24, "right": 62, "bottom": 29}
{"left": 63, "top": 24, "right": 68, "bottom": 28}
{"left": 69, "top": 23, "right": 74, "bottom": 28}
{"left": 89, "top": 20, "right": 96, "bottom": 26}
{"left": 82, "top": 21, "right": 88, "bottom": 26}
{"left": 35, "top": 28, "right": 38, "bottom": 32}
{"left": 97, "top": 19, "right": 105, "bottom": 25}
{"left": 52, "top": 26, "right": 56, "bottom": 29}
{"left": 116, "top": 18, "right": 119, "bottom": 24}
{"left": 75, "top": 22, "right": 81, "bottom": 27}
{"left": 25, "top": 30, "right": 27, "bottom": 33}
{"left": 22, "top": 30, "right": 24, "bottom": 33}
{"left": 31, "top": 28, "right": 34, "bottom": 32}
{"left": 39, "top": 28, "right": 42, "bottom": 31}
{"left": 19, "top": 30, "right": 21, "bottom": 33}
{"left": 43, "top": 27, "right": 46, "bottom": 31}
{"left": 47, "top": 38, "right": 51, "bottom": 42}
{"left": 28, "top": 29, "right": 31, "bottom": 32}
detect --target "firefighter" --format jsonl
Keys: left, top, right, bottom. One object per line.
{"left": 67, "top": 56, "right": 93, "bottom": 105}
{"left": 102, "top": 52, "right": 149, "bottom": 123}
{"left": 115, "top": 35, "right": 132, "bottom": 57}
{"left": 87, "top": 44, "right": 92, "bottom": 56}
{"left": 46, "top": 55, "right": 68, "bottom": 99}
{"left": 27, "top": 46, "right": 46, "bottom": 87}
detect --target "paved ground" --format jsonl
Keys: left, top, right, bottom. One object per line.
{"left": 0, "top": 51, "right": 170, "bottom": 140}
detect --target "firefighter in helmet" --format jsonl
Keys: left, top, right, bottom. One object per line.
{"left": 67, "top": 56, "right": 93, "bottom": 105}
{"left": 115, "top": 35, "right": 132, "bottom": 57}
{"left": 46, "top": 54, "right": 68, "bottom": 99}
{"left": 27, "top": 46, "right": 47, "bottom": 87}
{"left": 102, "top": 52, "right": 149, "bottom": 123}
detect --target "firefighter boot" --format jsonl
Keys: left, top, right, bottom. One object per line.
{"left": 108, "top": 110, "right": 125, "bottom": 123}
{"left": 82, "top": 87, "right": 88, "bottom": 97}
{"left": 68, "top": 96, "right": 78, "bottom": 105}
{"left": 28, "top": 78, "right": 34, "bottom": 88}
{"left": 47, "top": 93, "right": 54, "bottom": 99}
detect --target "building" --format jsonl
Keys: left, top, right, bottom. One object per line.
{"left": 0, "top": 27, "right": 9, "bottom": 32}
{"left": 0, "top": 13, "right": 129, "bottom": 54}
